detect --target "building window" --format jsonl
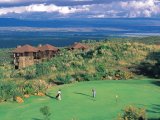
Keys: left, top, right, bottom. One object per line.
{"left": 16, "top": 53, "right": 19, "bottom": 57}
{"left": 25, "top": 52, "right": 29, "bottom": 56}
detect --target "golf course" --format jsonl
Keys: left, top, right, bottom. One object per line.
{"left": 0, "top": 79, "right": 159, "bottom": 120}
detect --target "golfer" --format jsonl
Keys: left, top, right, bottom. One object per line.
{"left": 56, "top": 89, "right": 61, "bottom": 100}
{"left": 92, "top": 88, "right": 96, "bottom": 98}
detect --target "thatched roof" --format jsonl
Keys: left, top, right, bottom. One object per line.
{"left": 69, "top": 42, "right": 88, "bottom": 50}
{"left": 13, "top": 45, "right": 38, "bottom": 53}
{"left": 38, "top": 44, "right": 59, "bottom": 51}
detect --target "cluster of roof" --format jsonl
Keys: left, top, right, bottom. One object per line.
{"left": 69, "top": 42, "right": 88, "bottom": 50}
{"left": 13, "top": 43, "right": 88, "bottom": 53}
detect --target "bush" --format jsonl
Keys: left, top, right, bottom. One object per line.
{"left": 22, "top": 80, "right": 48, "bottom": 95}
{"left": 56, "top": 74, "right": 74, "bottom": 84}
{"left": 0, "top": 80, "right": 49, "bottom": 102}
{"left": 81, "top": 50, "right": 95, "bottom": 59}
{"left": 118, "top": 105, "right": 147, "bottom": 120}
{"left": 0, "top": 67, "right": 5, "bottom": 79}
{"left": 72, "top": 72, "right": 93, "bottom": 81}
{"left": 10, "top": 69, "right": 24, "bottom": 78}
{"left": 114, "top": 70, "right": 134, "bottom": 80}
{"left": 95, "top": 63, "right": 107, "bottom": 79}
{"left": 36, "top": 63, "right": 51, "bottom": 77}
{"left": 137, "top": 57, "right": 160, "bottom": 79}
{"left": 24, "top": 71, "right": 36, "bottom": 80}
{"left": 92, "top": 73, "right": 102, "bottom": 80}
{"left": 123, "top": 71, "right": 134, "bottom": 80}
{"left": 40, "top": 106, "right": 51, "bottom": 120}
{"left": 96, "top": 63, "right": 106, "bottom": 74}
{"left": 33, "top": 80, "right": 48, "bottom": 93}
{"left": 0, "top": 81, "right": 22, "bottom": 102}
{"left": 23, "top": 82, "right": 35, "bottom": 95}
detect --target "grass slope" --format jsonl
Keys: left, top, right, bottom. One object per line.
{"left": 0, "top": 80, "right": 160, "bottom": 120}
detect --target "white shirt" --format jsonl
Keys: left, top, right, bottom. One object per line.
{"left": 58, "top": 91, "right": 61, "bottom": 94}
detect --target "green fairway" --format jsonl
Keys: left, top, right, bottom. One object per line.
{"left": 0, "top": 80, "right": 160, "bottom": 120}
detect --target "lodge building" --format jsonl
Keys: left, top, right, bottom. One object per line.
{"left": 68, "top": 42, "right": 89, "bottom": 50}
{"left": 12, "top": 43, "right": 88, "bottom": 69}
{"left": 13, "top": 44, "right": 59, "bottom": 69}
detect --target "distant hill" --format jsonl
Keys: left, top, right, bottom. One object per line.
{"left": 0, "top": 18, "right": 160, "bottom": 29}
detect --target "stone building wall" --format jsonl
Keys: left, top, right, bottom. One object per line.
{"left": 18, "top": 56, "right": 35, "bottom": 68}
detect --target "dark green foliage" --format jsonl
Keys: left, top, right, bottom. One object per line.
{"left": 92, "top": 73, "right": 102, "bottom": 80}
{"left": 81, "top": 50, "right": 95, "bottom": 59}
{"left": 73, "top": 73, "right": 93, "bottom": 81}
{"left": 56, "top": 74, "right": 74, "bottom": 84}
{"left": 118, "top": 105, "right": 147, "bottom": 120}
{"left": 153, "top": 62, "right": 160, "bottom": 78}
{"left": 10, "top": 70, "right": 23, "bottom": 78}
{"left": 36, "top": 63, "right": 51, "bottom": 77}
{"left": 0, "top": 81, "right": 22, "bottom": 102}
{"left": 0, "top": 67, "right": 5, "bottom": 79}
{"left": 78, "top": 73, "right": 92, "bottom": 81}
{"left": 96, "top": 64, "right": 106, "bottom": 75}
{"left": 136, "top": 52, "right": 160, "bottom": 78}
{"left": 94, "top": 63, "right": 108, "bottom": 80}
{"left": 24, "top": 71, "right": 36, "bottom": 80}
{"left": 10, "top": 66, "right": 36, "bottom": 80}
{"left": 96, "top": 64, "right": 106, "bottom": 73}
{"left": 109, "top": 36, "right": 160, "bottom": 45}
{"left": 40, "top": 106, "right": 51, "bottom": 120}
{"left": 23, "top": 83, "right": 35, "bottom": 94}
{"left": 0, "top": 80, "right": 48, "bottom": 102}
{"left": 138, "top": 61, "right": 160, "bottom": 78}
{"left": 56, "top": 76, "right": 66, "bottom": 84}
{"left": 96, "top": 43, "right": 127, "bottom": 60}
{"left": 0, "top": 49, "right": 12, "bottom": 65}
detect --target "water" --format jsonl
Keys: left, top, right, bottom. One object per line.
{"left": 0, "top": 18, "right": 160, "bottom": 48}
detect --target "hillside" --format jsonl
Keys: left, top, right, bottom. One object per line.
{"left": 0, "top": 38, "right": 160, "bottom": 82}
{"left": 0, "top": 37, "right": 160, "bottom": 119}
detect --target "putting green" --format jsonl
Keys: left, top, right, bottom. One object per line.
{"left": 0, "top": 80, "right": 160, "bottom": 120}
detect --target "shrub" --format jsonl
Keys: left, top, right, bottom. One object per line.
{"left": 10, "top": 66, "right": 36, "bottom": 79}
{"left": 0, "top": 67, "right": 5, "bottom": 79}
{"left": 123, "top": 71, "right": 134, "bottom": 80}
{"left": 36, "top": 63, "right": 51, "bottom": 77}
{"left": 40, "top": 106, "right": 51, "bottom": 120}
{"left": 95, "top": 63, "right": 107, "bottom": 79}
{"left": 114, "top": 70, "right": 134, "bottom": 80}
{"left": 22, "top": 80, "right": 48, "bottom": 95}
{"left": 92, "top": 73, "right": 101, "bottom": 80}
{"left": 0, "top": 81, "right": 22, "bottom": 102}
{"left": 23, "top": 82, "right": 35, "bottom": 95}
{"left": 24, "top": 71, "right": 36, "bottom": 80}
{"left": 96, "top": 63, "right": 106, "bottom": 73}
{"left": 118, "top": 105, "right": 147, "bottom": 120}
{"left": 79, "top": 73, "right": 92, "bottom": 81}
{"left": 10, "top": 69, "right": 25, "bottom": 78}
{"left": 81, "top": 50, "right": 95, "bottom": 59}
{"left": 56, "top": 74, "right": 74, "bottom": 84}
{"left": 72, "top": 72, "right": 93, "bottom": 81}
{"left": 33, "top": 80, "right": 48, "bottom": 93}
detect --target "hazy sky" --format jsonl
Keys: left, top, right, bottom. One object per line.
{"left": 0, "top": 0, "right": 159, "bottom": 19}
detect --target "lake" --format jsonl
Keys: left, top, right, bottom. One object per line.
{"left": 0, "top": 18, "right": 160, "bottom": 48}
